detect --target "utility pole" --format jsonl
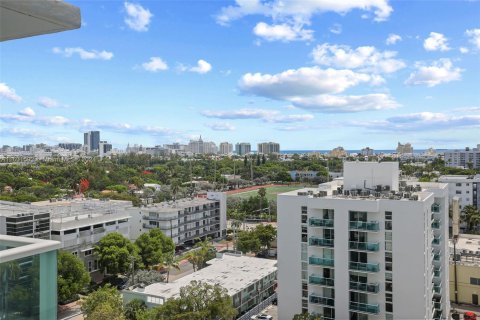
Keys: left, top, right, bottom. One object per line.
{"left": 454, "top": 235, "right": 459, "bottom": 304}
{"left": 250, "top": 155, "right": 253, "bottom": 182}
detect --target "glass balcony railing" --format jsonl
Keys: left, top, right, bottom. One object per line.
{"left": 349, "top": 221, "right": 380, "bottom": 231}
{"left": 349, "top": 261, "right": 380, "bottom": 272}
{"left": 349, "top": 301, "right": 380, "bottom": 314}
{"left": 309, "top": 275, "right": 335, "bottom": 287}
{"left": 309, "top": 217, "right": 334, "bottom": 228}
{"left": 309, "top": 294, "right": 335, "bottom": 306}
{"left": 432, "top": 203, "right": 440, "bottom": 213}
{"left": 432, "top": 221, "right": 440, "bottom": 229}
{"left": 349, "top": 241, "right": 380, "bottom": 252}
{"left": 433, "top": 253, "right": 440, "bottom": 261}
{"left": 432, "top": 236, "right": 441, "bottom": 245}
{"left": 349, "top": 281, "right": 380, "bottom": 293}
{"left": 309, "top": 256, "right": 334, "bottom": 267}
{"left": 434, "top": 284, "right": 442, "bottom": 294}
{"left": 309, "top": 237, "right": 334, "bottom": 247}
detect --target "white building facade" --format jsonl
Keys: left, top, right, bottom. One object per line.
{"left": 277, "top": 162, "right": 449, "bottom": 320}
{"left": 219, "top": 142, "right": 233, "bottom": 155}
{"left": 130, "top": 192, "right": 227, "bottom": 244}
{"left": 438, "top": 175, "right": 480, "bottom": 210}
{"left": 444, "top": 145, "right": 480, "bottom": 169}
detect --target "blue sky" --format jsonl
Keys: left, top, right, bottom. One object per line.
{"left": 1, "top": 0, "right": 479, "bottom": 150}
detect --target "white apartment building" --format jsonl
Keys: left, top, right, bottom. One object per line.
{"left": 219, "top": 142, "right": 233, "bottom": 155}
{"left": 444, "top": 145, "right": 480, "bottom": 169}
{"left": 438, "top": 175, "right": 480, "bottom": 210}
{"left": 235, "top": 143, "right": 251, "bottom": 156}
{"left": 33, "top": 198, "right": 133, "bottom": 274}
{"left": 123, "top": 252, "right": 277, "bottom": 315}
{"left": 0, "top": 201, "right": 51, "bottom": 239}
{"left": 277, "top": 162, "right": 449, "bottom": 320}
{"left": 130, "top": 192, "right": 227, "bottom": 244}
{"left": 258, "top": 142, "right": 280, "bottom": 154}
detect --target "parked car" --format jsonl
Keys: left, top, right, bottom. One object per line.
{"left": 251, "top": 314, "right": 272, "bottom": 320}
{"left": 465, "top": 312, "right": 477, "bottom": 320}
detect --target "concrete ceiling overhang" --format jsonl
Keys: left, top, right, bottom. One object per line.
{"left": 0, "top": 0, "right": 80, "bottom": 41}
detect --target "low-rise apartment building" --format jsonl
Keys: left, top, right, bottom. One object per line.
{"left": 438, "top": 175, "right": 480, "bottom": 210}
{"left": 130, "top": 192, "right": 227, "bottom": 244}
{"left": 123, "top": 252, "right": 277, "bottom": 316}
{"left": 0, "top": 201, "right": 51, "bottom": 239}
{"left": 444, "top": 145, "right": 480, "bottom": 169}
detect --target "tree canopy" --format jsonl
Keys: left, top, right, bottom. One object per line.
{"left": 147, "top": 281, "right": 237, "bottom": 320}
{"left": 135, "top": 229, "right": 175, "bottom": 269}
{"left": 81, "top": 285, "right": 124, "bottom": 320}
{"left": 57, "top": 250, "right": 91, "bottom": 303}
{"left": 94, "top": 232, "right": 142, "bottom": 274}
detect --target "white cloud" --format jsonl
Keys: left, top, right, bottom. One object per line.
{"left": 239, "top": 66, "right": 380, "bottom": 100}
{"left": 124, "top": 2, "right": 153, "bottom": 32}
{"left": 18, "top": 107, "right": 35, "bottom": 117}
{"left": 142, "top": 57, "right": 168, "bottom": 72}
{"left": 423, "top": 32, "right": 450, "bottom": 51}
{"left": 52, "top": 47, "right": 113, "bottom": 60}
{"left": 0, "top": 113, "right": 70, "bottom": 126}
{"left": 459, "top": 47, "right": 469, "bottom": 54}
{"left": 190, "top": 60, "right": 212, "bottom": 74}
{"left": 352, "top": 112, "right": 480, "bottom": 132}
{"left": 0, "top": 83, "right": 22, "bottom": 103}
{"left": 253, "top": 22, "right": 313, "bottom": 42}
{"left": 329, "top": 23, "right": 342, "bottom": 35}
{"left": 201, "top": 108, "right": 314, "bottom": 123}
{"left": 466, "top": 29, "right": 480, "bottom": 49}
{"left": 0, "top": 127, "right": 44, "bottom": 139}
{"left": 178, "top": 60, "right": 212, "bottom": 74}
{"left": 216, "top": 0, "right": 393, "bottom": 26}
{"left": 289, "top": 93, "right": 399, "bottom": 113}
{"left": 311, "top": 43, "right": 405, "bottom": 74}
{"left": 37, "top": 96, "right": 68, "bottom": 108}
{"left": 386, "top": 33, "right": 402, "bottom": 45}
{"left": 205, "top": 122, "right": 236, "bottom": 131}
{"left": 405, "top": 59, "right": 462, "bottom": 87}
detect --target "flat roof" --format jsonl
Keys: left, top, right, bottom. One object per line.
{"left": 0, "top": 235, "right": 61, "bottom": 263}
{"left": 142, "top": 197, "right": 218, "bottom": 213}
{"left": 128, "top": 254, "right": 277, "bottom": 298}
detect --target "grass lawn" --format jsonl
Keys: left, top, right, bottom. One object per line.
{"left": 229, "top": 185, "right": 304, "bottom": 201}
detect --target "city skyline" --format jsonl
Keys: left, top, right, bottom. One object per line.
{"left": 1, "top": 0, "right": 479, "bottom": 149}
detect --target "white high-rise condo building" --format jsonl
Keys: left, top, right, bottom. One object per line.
{"left": 396, "top": 142, "right": 413, "bottom": 154}
{"left": 278, "top": 162, "right": 449, "bottom": 320}
{"left": 257, "top": 142, "right": 280, "bottom": 154}
{"left": 219, "top": 142, "right": 233, "bottom": 155}
{"left": 235, "top": 143, "right": 251, "bottom": 156}
{"left": 444, "top": 145, "right": 480, "bottom": 169}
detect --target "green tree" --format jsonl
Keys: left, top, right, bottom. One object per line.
{"left": 94, "top": 232, "right": 142, "bottom": 274}
{"left": 81, "top": 285, "right": 124, "bottom": 319}
{"left": 148, "top": 281, "right": 237, "bottom": 319}
{"left": 160, "top": 250, "right": 180, "bottom": 283}
{"left": 254, "top": 224, "right": 276, "bottom": 252}
{"left": 262, "top": 154, "right": 266, "bottom": 165}
{"left": 236, "top": 231, "right": 261, "bottom": 254}
{"left": 258, "top": 187, "right": 267, "bottom": 212}
{"left": 57, "top": 251, "right": 91, "bottom": 303}
{"left": 124, "top": 299, "right": 147, "bottom": 320}
{"left": 462, "top": 205, "right": 480, "bottom": 232}
{"left": 293, "top": 313, "right": 323, "bottom": 320}
{"left": 135, "top": 229, "right": 175, "bottom": 269}
{"left": 170, "top": 178, "right": 181, "bottom": 201}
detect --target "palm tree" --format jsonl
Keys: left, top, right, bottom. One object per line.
{"left": 462, "top": 205, "right": 480, "bottom": 232}
{"left": 161, "top": 250, "right": 180, "bottom": 283}
{"left": 258, "top": 187, "right": 267, "bottom": 216}
{"left": 170, "top": 178, "right": 181, "bottom": 202}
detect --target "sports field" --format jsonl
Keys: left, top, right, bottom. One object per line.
{"left": 228, "top": 185, "right": 303, "bottom": 201}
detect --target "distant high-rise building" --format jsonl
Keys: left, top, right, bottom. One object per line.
{"left": 444, "top": 145, "right": 480, "bottom": 169}
{"left": 235, "top": 143, "right": 251, "bottom": 156}
{"left": 219, "top": 142, "right": 233, "bottom": 155}
{"left": 58, "top": 143, "right": 82, "bottom": 151}
{"left": 396, "top": 142, "right": 413, "bottom": 154}
{"left": 277, "top": 162, "right": 449, "bottom": 320}
{"left": 187, "top": 136, "right": 217, "bottom": 154}
{"left": 84, "top": 131, "right": 100, "bottom": 152}
{"left": 361, "top": 147, "right": 374, "bottom": 156}
{"left": 99, "top": 141, "right": 112, "bottom": 157}
{"left": 257, "top": 142, "right": 280, "bottom": 154}
{"left": 329, "top": 146, "right": 347, "bottom": 157}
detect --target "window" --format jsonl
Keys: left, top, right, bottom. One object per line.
{"left": 386, "top": 293, "right": 393, "bottom": 302}
{"left": 456, "top": 183, "right": 462, "bottom": 187}
{"left": 386, "top": 282, "right": 393, "bottom": 292}
{"left": 456, "top": 190, "right": 462, "bottom": 194}
{"left": 84, "top": 249, "right": 93, "bottom": 256}
{"left": 106, "top": 221, "right": 116, "bottom": 226}
{"left": 385, "top": 221, "right": 392, "bottom": 231}
{"left": 386, "top": 303, "right": 393, "bottom": 312}
{"left": 301, "top": 206, "right": 308, "bottom": 214}
{"left": 470, "top": 277, "right": 480, "bottom": 285}
{"left": 147, "top": 296, "right": 163, "bottom": 304}
{"left": 51, "top": 230, "right": 60, "bottom": 235}
{"left": 385, "top": 211, "right": 392, "bottom": 220}
{"left": 64, "top": 229, "right": 77, "bottom": 235}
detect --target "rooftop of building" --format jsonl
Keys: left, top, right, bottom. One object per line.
{"left": 438, "top": 175, "right": 480, "bottom": 181}
{"left": 141, "top": 197, "right": 219, "bottom": 213}
{"left": 127, "top": 253, "right": 277, "bottom": 298}
{"left": 449, "top": 234, "right": 480, "bottom": 267}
